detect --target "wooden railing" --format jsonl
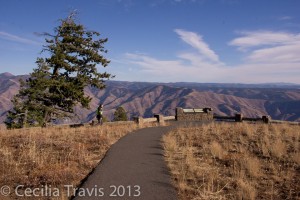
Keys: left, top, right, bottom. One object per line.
{"left": 57, "top": 111, "right": 300, "bottom": 128}
{"left": 213, "top": 113, "right": 300, "bottom": 125}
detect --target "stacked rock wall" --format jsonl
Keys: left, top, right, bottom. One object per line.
{"left": 175, "top": 107, "right": 213, "bottom": 121}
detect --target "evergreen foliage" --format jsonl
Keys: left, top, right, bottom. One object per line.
{"left": 5, "top": 13, "right": 113, "bottom": 128}
{"left": 113, "top": 107, "right": 128, "bottom": 122}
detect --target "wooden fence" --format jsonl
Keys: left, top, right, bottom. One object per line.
{"left": 213, "top": 113, "right": 300, "bottom": 125}
{"left": 65, "top": 115, "right": 175, "bottom": 128}
{"left": 213, "top": 114, "right": 270, "bottom": 123}
{"left": 47, "top": 108, "right": 300, "bottom": 128}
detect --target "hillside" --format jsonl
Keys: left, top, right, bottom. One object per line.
{"left": 0, "top": 72, "right": 299, "bottom": 123}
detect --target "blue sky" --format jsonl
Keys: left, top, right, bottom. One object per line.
{"left": 0, "top": 0, "right": 300, "bottom": 83}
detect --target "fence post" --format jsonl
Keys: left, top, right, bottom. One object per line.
{"left": 262, "top": 115, "right": 271, "bottom": 124}
{"left": 154, "top": 114, "right": 164, "bottom": 124}
{"left": 203, "top": 107, "right": 212, "bottom": 113}
{"left": 235, "top": 113, "right": 243, "bottom": 122}
{"left": 133, "top": 116, "right": 144, "bottom": 125}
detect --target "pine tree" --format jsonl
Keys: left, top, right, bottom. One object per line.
{"left": 5, "top": 13, "right": 113, "bottom": 128}
{"left": 113, "top": 107, "right": 128, "bottom": 122}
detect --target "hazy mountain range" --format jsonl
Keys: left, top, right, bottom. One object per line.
{"left": 0, "top": 72, "right": 299, "bottom": 123}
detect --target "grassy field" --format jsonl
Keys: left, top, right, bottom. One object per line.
{"left": 163, "top": 122, "right": 300, "bottom": 200}
{"left": 0, "top": 123, "right": 139, "bottom": 199}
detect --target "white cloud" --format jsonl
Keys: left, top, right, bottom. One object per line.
{"left": 0, "top": 31, "right": 42, "bottom": 46}
{"left": 229, "top": 31, "right": 300, "bottom": 50}
{"left": 120, "top": 52, "right": 300, "bottom": 83}
{"left": 248, "top": 43, "right": 300, "bottom": 63}
{"left": 122, "top": 52, "right": 223, "bottom": 82}
{"left": 125, "top": 53, "right": 182, "bottom": 73}
{"left": 174, "top": 29, "right": 221, "bottom": 63}
{"left": 229, "top": 30, "right": 300, "bottom": 63}
{"left": 229, "top": 62, "right": 300, "bottom": 83}
{"left": 114, "top": 29, "right": 300, "bottom": 83}
{"left": 279, "top": 16, "right": 293, "bottom": 21}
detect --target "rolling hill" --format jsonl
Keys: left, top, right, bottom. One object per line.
{"left": 0, "top": 72, "right": 299, "bottom": 123}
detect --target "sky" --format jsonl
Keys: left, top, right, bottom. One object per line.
{"left": 0, "top": 0, "right": 300, "bottom": 83}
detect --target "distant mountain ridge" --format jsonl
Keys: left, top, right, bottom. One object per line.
{"left": 0, "top": 72, "right": 299, "bottom": 123}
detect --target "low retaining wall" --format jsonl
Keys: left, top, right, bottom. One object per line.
{"left": 175, "top": 107, "right": 213, "bottom": 121}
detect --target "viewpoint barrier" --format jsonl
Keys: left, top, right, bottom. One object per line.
{"left": 175, "top": 107, "right": 299, "bottom": 125}
{"left": 57, "top": 107, "right": 300, "bottom": 128}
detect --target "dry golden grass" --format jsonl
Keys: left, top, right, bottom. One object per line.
{"left": 0, "top": 123, "right": 139, "bottom": 199}
{"left": 163, "top": 122, "right": 300, "bottom": 200}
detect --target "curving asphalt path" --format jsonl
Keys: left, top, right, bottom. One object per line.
{"left": 73, "top": 126, "right": 178, "bottom": 200}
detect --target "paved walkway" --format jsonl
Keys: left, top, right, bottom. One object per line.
{"left": 73, "top": 126, "right": 177, "bottom": 200}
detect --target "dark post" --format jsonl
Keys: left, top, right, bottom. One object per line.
{"left": 262, "top": 115, "right": 271, "bottom": 124}
{"left": 133, "top": 116, "right": 144, "bottom": 125}
{"left": 203, "top": 107, "right": 212, "bottom": 113}
{"left": 154, "top": 114, "right": 164, "bottom": 124}
{"left": 235, "top": 113, "right": 243, "bottom": 122}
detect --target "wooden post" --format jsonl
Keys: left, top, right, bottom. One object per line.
{"left": 154, "top": 114, "right": 164, "bottom": 124}
{"left": 262, "top": 115, "right": 271, "bottom": 124}
{"left": 203, "top": 107, "right": 212, "bottom": 113}
{"left": 133, "top": 116, "right": 144, "bottom": 125}
{"left": 235, "top": 113, "right": 243, "bottom": 122}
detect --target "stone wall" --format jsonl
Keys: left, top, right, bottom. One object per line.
{"left": 175, "top": 107, "right": 213, "bottom": 121}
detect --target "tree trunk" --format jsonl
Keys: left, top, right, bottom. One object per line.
{"left": 22, "top": 109, "right": 28, "bottom": 128}
{"left": 42, "top": 109, "right": 49, "bottom": 127}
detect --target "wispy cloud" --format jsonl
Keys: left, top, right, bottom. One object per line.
{"left": 228, "top": 31, "right": 299, "bottom": 50}
{"left": 118, "top": 0, "right": 134, "bottom": 9}
{"left": 248, "top": 43, "right": 300, "bottom": 63}
{"left": 115, "top": 29, "right": 300, "bottom": 83}
{"left": 121, "top": 52, "right": 300, "bottom": 83}
{"left": 229, "top": 30, "right": 300, "bottom": 63}
{"left": 279, "top": 16, "right": 293, "bottom": 21}
{"left": 123, "top": 52, "right": 223, "bottom": 82}
{"left": 125, "top": 53, "right": 182, "bottom": 73}
{"left": 174, "top": 29, "right": 220, "bottom": 63}
{"left": 0, "top": 31, "right": 43, "bottom": 46}
{"left": 121, "top": 29, "right": 226, "bottom": 82}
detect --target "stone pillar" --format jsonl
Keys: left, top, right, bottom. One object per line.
{"left": 175, "top": 107, "right": 183, "bottom": 121}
